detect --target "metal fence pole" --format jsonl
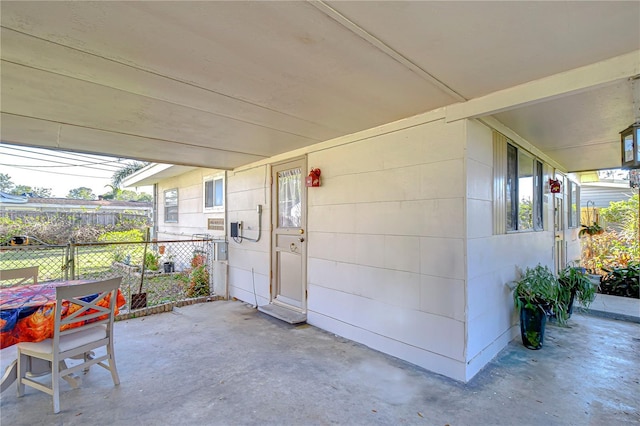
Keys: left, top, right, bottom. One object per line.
{"left": 69, "top": 241, "right": 76, "bottom": 279}
{"left": 63, "top": 243, "right": 69, "bottom": 281}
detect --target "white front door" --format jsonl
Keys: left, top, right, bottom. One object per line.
{"left": 271, "top": 158, "right": 306, "bottom": 311}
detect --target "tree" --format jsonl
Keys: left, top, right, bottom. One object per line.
{"left": 99, "top": 185, "right": 152, "bottom": 202}
{"left": 11, "top": 185, "right": 52, "bottom": 198}
{"left": 114, "top": 190, "right": 153, "bottom": 202}
{"left": 115, "top": 190, "right": 139, "bottom": 201}
{"left": 601, "top": 194, "right": 639, "bottom": 240}
{"left": 135, "top": 192, "right": 153, "bottom": 202}
{"left": 67, "top": 187, "right": 96, "bottom": 200}
{"left": 111, "top": 162, "right": 148, "bottom": 189}
{"left": 0, "top": 173, "right": 14, "bottom": 193}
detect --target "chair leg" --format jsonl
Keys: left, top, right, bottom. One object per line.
{"left": 52, "top": 361, "right": 61, "bottom": 414}
{"left": 107, "top": 345, "right": 120, "bottom": 386}
{"left": 83, "top": 352, "right": 91, "bottom": 374}
{"left": 16, "top": 352, "right": 26, "bottom": 397}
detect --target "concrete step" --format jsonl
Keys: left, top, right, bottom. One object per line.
{"left": 258, "top": 304, "right": 306, "bottom": 324}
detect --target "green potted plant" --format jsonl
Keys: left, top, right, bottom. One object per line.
{"left": 558, "top": 265, "right": 597, "bottom": 317}
{"left": 513, "top": 264, "right": 566, "bottom": 349}
{"left": 578, "top": 222, "right": 604, "bottom": 237}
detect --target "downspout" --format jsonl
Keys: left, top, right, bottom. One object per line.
{"left": 153, "top": 183, "right": 158, "bottom": 239}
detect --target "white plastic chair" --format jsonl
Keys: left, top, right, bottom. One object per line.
{"left": 0, "top": 266, "right": 39, "bottom": 286}
{"left": 16, "top": 277, "right": 122, "bottom": 413}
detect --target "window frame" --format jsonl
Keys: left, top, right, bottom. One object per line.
{"left": 203, "top": 173, "right": 225, "bottom": 212}
{"left": 506, "top": 143, "right": 544, "bottom": 233}
{"left": 164, "top": 188, "right": 178, "bottom": 223}
{"left": 567, "top": 180, "right": 580, "bottom": 229}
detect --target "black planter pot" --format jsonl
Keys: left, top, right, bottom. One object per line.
{"left": 519, "top": 304, "right": 547, "bottom": 350}
{"left": 163, "top": 261, "right": 175, "bottom": 273}
{"left": 566, "top": 289, "right": 577, "bottom": 317}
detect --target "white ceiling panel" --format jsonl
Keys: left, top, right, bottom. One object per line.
{"left": 494, "top": 81, "right": 634, "bottom": 171}
{"left": 1, "top": 1, "right": 639, "bottom": 172}
{"left": 328, "top": 1, "right": 640, "bottom": 98}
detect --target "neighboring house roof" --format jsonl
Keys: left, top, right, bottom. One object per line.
{"left": 0, "top": 192, "right": 28, "bottom": 204}
{"left": 0, "top": 195, "right": 152, "bottom": 211}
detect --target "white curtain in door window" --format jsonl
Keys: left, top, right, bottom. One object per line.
{"left": 278, "top": 168, "right": 302, "bottom": 228}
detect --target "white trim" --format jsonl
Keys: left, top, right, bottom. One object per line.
{"left": 203, "top": 172, "right": 225, "bottom": 213}
{"left": 163, "top": 188, "right": 178, "bottom": 223}
{"left": 233, "top": 108, "right": 447, "bottom": 173}
{"left": 446, "top": 50, "right": 640, "bottom": 122}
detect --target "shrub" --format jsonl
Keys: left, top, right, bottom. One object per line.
{"left": 144, "top": 251, "right": 160, "bottom": 271}
{"left": 600, "top": 194, "right": 639, "bottom": 238}
{"left": 186, "top": 254, "right": 209, "bottom": 298}
{"left": 98, "top": 229, "right": 145, "bottom": 263}
{"left": 98, "top": 229, "right": 144, "bottom": 243}
{"left": 599, "top": 262, "right": 640, "bottom": 299}
{"left": 581, "top": 230, "right": 639, "bottom": 274}
{"left": 188, "top": 265, "right": 210, "bottom": 298}
{"left": 0, "top": 215, "right": 147, "bottom": 245}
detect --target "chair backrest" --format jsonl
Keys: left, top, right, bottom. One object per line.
{"left": 53, "top": 277, "right": 122, "bottom": 341}
{"left": 0, "top": 266, "right": 39, "bottom": 287}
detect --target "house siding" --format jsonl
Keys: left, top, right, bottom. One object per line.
{"left": 225, "top": 114, "right": 569, "bottom": 382}
{"left": 226, "top": 166, "right": 271, "bottom": 306}
{"left": 155, "top": 168, "right": 225, "bottom": 240}
{"left": 227, "top": 117, "right": 470, "bottom": 380}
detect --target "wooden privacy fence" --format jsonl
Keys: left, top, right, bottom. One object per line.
{"left": 580, "top": 207, "right": 599, "bottom": 226}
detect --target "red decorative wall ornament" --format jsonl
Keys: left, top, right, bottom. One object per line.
{"left": 306, "top": 168, "right": 321, "bottom": 187}
{"left": 549, "top": 178, "right": 562, "bottom": 193}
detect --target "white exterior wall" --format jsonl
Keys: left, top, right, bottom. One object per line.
{"left": 226, "top": 166, "right": 271, "bottom": 306}
{"left": 155, "top": 168, "right": 225, "bottom": 240}
{"left": 307, "top": 118, "right": 468, "bottom": 380}
{"left": 225, "top": 114, "right": 563, "bottom": 382}
{"left": 464, "top": 120, "right": 557, "bottom": 380}
{"left": 227, "top": 117, "right": 470, "bottom": 380}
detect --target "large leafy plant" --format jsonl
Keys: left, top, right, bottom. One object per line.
{"left": 514, "top": 264, "right": 567, "bottom": 324}
{"left": 599, "top": 261, "right": 640, "bottom": 298}
{"left": 558, "top": 265, "right": 597, "bottom": 310}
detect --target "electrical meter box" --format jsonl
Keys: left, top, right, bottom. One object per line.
{"left": 214, "top": 239, "right": 228, "bottom": 261}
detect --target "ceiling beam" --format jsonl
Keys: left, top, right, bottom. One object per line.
{"left": 308, "top": 1, "right": 466, "bottom": 102}
{"left": 446, "top": 50, "right": 640, "bottom": 122}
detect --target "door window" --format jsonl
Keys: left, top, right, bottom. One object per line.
{"left": 277, "top": 168, "right": 302, "bottom": 228}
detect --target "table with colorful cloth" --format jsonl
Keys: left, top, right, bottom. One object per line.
{"left": 0, "top": 280, "right": 126, "bottom": 392}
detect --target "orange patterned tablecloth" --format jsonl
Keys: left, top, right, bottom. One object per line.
{"left": 0, "top": 280, "right": 126, "bottom": 349}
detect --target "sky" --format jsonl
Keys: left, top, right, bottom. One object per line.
{"left": 0, "top": 144, "right": 151, "bottom": 198}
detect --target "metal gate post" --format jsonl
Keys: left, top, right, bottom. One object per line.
{"left": 68, "top": 241, "right": 76, "bottom": 279}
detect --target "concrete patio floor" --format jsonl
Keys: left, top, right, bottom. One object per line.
{"left": 1, "top": 300, "right": 639, "bottom": 425}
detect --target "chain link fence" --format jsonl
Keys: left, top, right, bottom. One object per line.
{"left": 1, "top": 237, "right": 226, "bottom": 312}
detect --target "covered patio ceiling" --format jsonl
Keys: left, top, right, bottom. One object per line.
{"left": 1, "top": 1, "right": 639, "bottom": 172}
